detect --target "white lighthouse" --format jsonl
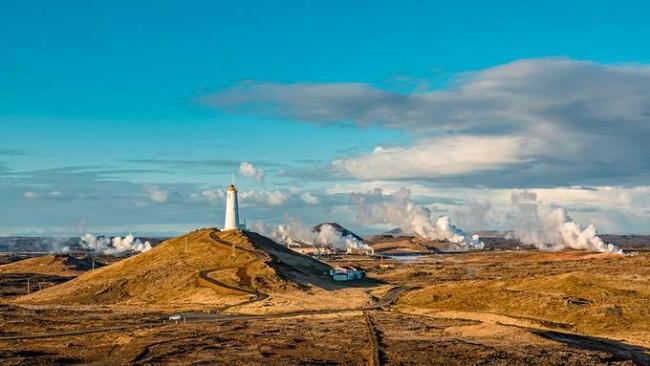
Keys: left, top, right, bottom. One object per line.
{"left": 224, "top": 183, "right": 240, "bottom": 230}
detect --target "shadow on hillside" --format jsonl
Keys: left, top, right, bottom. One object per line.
{"left": 244, "top": 231, "right": 386, "bottom": 291}
{"left": 58, "top": 254, "right": 105, "bottom": 271}
{"left": 0, "top": 273, "right": 73, "bottom": 299}
{"left": 530, "top": 329, "right": 650, "bottom": 365}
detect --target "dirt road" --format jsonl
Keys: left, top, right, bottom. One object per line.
{"left": 0, "top": 285, "right": 408, "bottom": 341}
{"left": 364, "top": 311, "right": 383, "bottom": 366}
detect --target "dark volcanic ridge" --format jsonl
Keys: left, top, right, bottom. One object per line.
{"left": 312, "top": 222, "right": 365, "bottom": 242}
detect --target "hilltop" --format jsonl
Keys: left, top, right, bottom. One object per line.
{"left": 312, "top": 222, "right": 364, "bottom": 242}
{"left": 366, "top": 233, "right": 531, "bottom": 253}
{"left": 15, "top": 229, "right": 350, "bottom": 310}
{"left": 365, "top": 234, "right": 447, "bottom": 254}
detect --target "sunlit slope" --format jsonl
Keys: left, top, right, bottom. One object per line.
{"left": 17, "top": 229, "right": 328, "bottom": 307}
{"left": 399, "top": 267, "right": 650, "bottom": 344}
{"left": 0, "top": 254, "right": 93, "bottom": 277}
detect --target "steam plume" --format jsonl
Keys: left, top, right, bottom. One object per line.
{"left": 350, "top": 188, "right": 484, "bottom": 250}
{"left": 79, "top": 233, "right": 152, "bottom": 254}
{"left": 509, "top": 191, "right": 622, "bottom": 254}
{"left": 255, "top": 218, "right": 374, "bottom": 254}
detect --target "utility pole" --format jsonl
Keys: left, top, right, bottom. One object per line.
{"left": 185, "top": 237, "right": 188, "bottom": 253}
{"left": 92, "top": 258, "right": 95, "bottom": 270}
{"left": 231, "top": 243, "right": 236, "bottom": 257}
{"left": 26, "top": 279, "right": 30, "bottom": 294}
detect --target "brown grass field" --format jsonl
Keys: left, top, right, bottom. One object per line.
{"left": 0, "top": 229, "right": 648, "bottom": 365}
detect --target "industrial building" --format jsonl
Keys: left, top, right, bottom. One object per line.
{"left": 329, "top": 266, "right": 365, "bottom": 281}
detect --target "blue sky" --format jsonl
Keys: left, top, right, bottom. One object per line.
{"left": 2, "top": 1, "right": 650, "bottom": 236}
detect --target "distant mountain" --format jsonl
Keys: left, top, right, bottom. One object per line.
{"left": 364, "top": 233, "right": 448, "bottom": 254}
{"left": 312, "top": 223, "right": 365, "bottom": 242}
{"left": 470, "top": 230, "right": 512, "bottom": 238}
{"left": 382, "top": 228, "right": 404, "bottom": 236}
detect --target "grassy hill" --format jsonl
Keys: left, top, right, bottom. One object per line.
{"left": 399, "top": 266, "right": 650, "bottom": 343}
{"left": 366, "top": 235, "right": 447, "bottom": 254}
{"left": 16, "top": 229, "right": 333, "bottom": 309}
{"left": 0, "top": 254, "right": 99, "bottom": 277}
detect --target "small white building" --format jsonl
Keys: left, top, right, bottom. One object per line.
{"left": 346, "top": 246, "right": 375, "bottom": 255}
{"left": 329, "top": 266, "right": 365, "bottom": 281}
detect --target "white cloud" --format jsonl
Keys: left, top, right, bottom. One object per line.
{"left": 227, "top": 189, "right": 323, "bottom": 207}
{"left": 300, "top": 192, "right": 319, "bottom": 205}
{"left": 199, "top": 188, "right": 225, "bottom": 205}
{"left": 327, "top": 181, "right": 440, "bottom": 196}
{"left": 175, "top": 185, "right": 323, "bottom": 213}
{"left": 239, "top": 161, "right": 265, "bottom": 182}
{"left": 333, "top": 135, "right": 523, "bottom": 180}
{"left": 23, "top": 191, "right": 37, "bottom": 199}
{"left": 48, "top": 190, "right": 63, "bottom": 198}
{"left": 265, "top": 190, "right": 290, "bottom": 205}
{"left": 238, "top": 189, "right": 291, "bottom": 206}
{"left": 143, "top": 185, "right": 168, "bottom": 203}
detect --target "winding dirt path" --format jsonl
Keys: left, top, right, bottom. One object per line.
{"left": 0, "top": 286, "right": 409, "bottom": 341}
{"left": 191, "top": 231, "right": 271, "bottom": 311}
{"left": 395, "top": 307, "right": 650, "bottom": 365}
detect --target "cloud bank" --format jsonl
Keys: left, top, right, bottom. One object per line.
{"left": 205, "top": 58, "right": 650, "bottom": 187}
{"left": 333, "top": 135, "right": 523, "bottom": 180}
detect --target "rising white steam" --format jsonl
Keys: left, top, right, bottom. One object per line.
{"left": 255, "top": 218, "right": 374, "bottom": 254}
{"left": 349, "top": 188, "right": 484, "bottom": 250}
{"left": 509, "top": 191, "right": 622, "bottom": 254}
{"left": 79, "top": 233, "right": 152, "bottom": 254}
